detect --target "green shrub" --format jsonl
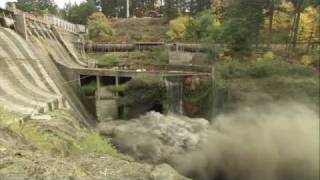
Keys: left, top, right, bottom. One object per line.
{"left": 88, "top": 12, "right": 113, "bottom": 42}
{"left": 184, "top": 78, "right": 214, "bottom": 118}
{"left": 166, "top": 16, "right": 192, "bottom": 41}
{"left": 248, "top": 61, "right": 274, "bottom": 78}
{"left": 80, "top": 81, "right": 96, "bottom": 96}
{"left": 285, "top": 63, "right": 315, "bottom": 76}
{"left": 129, "top": 32, "right": 143, "bottom": 42}
{"left": 301, "top": 53, "right": 320, "bottom": 68}
{"left": 263, "top": 51, "right": 275, "bottom": 61}
{"left": 185, "top": 11, "right": 220, "bottom": 42}
{"left": 119, "top": 76, "right": 165, "bottom": 106}
{"left": 218, "top": 60, "right": 317, "bottom": 79}
{"left": 218, "top": 61, "right": 248, "bottom": 78}
{"left": 96, "top": 53, "right": 125, "bottom": 66}
{"left": 106, "top": 84, "right": 129, "bottom": 93}
{"left": 146, "top": 47, "right": 169, "bottom": 65}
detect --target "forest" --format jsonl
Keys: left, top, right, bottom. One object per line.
{"left": 14, "top": 0, "right": 319, "bottom": 64}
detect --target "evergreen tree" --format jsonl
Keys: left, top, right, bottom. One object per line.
{"left": 190, "top": 0, "right": 212, "bottom": 15}
{"left": 164, "top": 0, "right": 179, "bottom": 20}
{"left": 16, "top": 0, "right": 58, "bottom": 15}
{"left": 62, "top": 0, "right": 98, "bottom": 24}
{"left": 100, "top": 0, "right": 126, "bottom": 17}
{"left": 222, "top": 0, "right": 267, "bottom": 55}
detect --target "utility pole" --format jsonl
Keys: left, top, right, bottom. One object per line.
{"left": 126, "top": 0, "right": 130, "bottom": 18}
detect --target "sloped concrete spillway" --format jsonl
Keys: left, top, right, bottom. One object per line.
{"left": 0, "top": 26, "right": 93, "bottom": 124}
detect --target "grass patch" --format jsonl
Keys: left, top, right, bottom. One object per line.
{"left": 79, "top": 132, "right": 118, "bottom": 156}
{"left": 0, "top": 108, "right": 120, "bottom": 158}
{"left": 110, "top": 18, "right": 168, "bottom": 43}
{"left": 89, "top": 47, "right": 169, "bottom": 66}
{"left": 106, "top": 84, "right": 129, "bottom": 93}
{"left": 0, "top": 108, "right": 16, "bottom": 128}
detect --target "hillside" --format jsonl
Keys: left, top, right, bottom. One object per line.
{"left": 108, "top": 18, "right": 168, "bottom": 43}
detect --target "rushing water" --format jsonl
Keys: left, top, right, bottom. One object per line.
{"left": 100, "top": 102, "right": 319, "bottom": 180}
{"left": 164, "top": 77, "right": 184, "bottom": 115}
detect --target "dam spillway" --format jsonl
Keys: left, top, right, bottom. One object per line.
{"left": 0, "top": 11, "right": 93, "bottom": 124}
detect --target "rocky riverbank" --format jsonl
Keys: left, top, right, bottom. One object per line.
{"left": 0, "top": 109, "right": 189, "bottom": 180}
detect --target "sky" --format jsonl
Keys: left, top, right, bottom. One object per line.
{"left": 0, "top": 0, "right": 86, "bottom": 9}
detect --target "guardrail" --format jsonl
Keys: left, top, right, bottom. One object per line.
{"left": 97, "top": 64, "right": 213, "bottom": 74}
{"left": 0, "top": 7, "right": 86, "bottom": 34}
{"left": 84, "top": 42, "right": 319, "bottom": 53}
{"left": 84, "top": 42, "right": 210, "bottom": 52}
{"left": 44, "top": 15, "right": 86, "bottom": 34}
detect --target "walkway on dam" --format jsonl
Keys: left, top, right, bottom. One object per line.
{"left": 67, "top": 65, "right": 213, "bottom": 78}
{"left": 83, "top": 42, "right": 318, "bottom": 53}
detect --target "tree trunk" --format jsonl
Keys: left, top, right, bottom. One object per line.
{"left": 306, "top": 32, "right": 313, "bottom": 53}
{"left": 268, "top": 0, "right": 274, "bottom": 48}
{"left": 291, "top": 0, "right": 304, "bottom": 49}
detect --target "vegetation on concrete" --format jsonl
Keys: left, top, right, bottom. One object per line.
{"left": 106, "top": 84, "right": 129, "bottom": 94}
{"left": 119, "top": 75, "right": 165, "bottom": 105}
{"left": 183, "top": 77, "right": 214, "bottom": 119}
{"left": 80, "top": 81, "right": 96, "bottom": 96}
{"left": 115, "top": 75, "right": 166, "bottom": 119}
{"left": 89, "top": 47, "right": 169, "bottom": 66}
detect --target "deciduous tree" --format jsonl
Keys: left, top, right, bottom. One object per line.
{"left": 88, "top": 12, "right": 113, "bottom": 42}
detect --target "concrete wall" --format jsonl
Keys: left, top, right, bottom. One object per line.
{"left": 95, "top": 85, "right": 118, "bottom": 121}
{"left": 169, "top": 52, "right": 194, "bottom": 65}
{"left": 14, "top": 14, "right": 27, "bottom": 39}
{"left": 55, "top": 62, "right": 81, "bottom": 91}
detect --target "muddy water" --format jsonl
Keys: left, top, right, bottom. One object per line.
{"left": 99, "top": 102, "right": 319, "bottom": 180}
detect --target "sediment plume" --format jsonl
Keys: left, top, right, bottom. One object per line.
{"left": 99, "top": 102, "right": 319, "bottom": 180}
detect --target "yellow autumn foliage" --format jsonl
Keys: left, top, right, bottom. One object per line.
{"left": 301, "top": 55, "right": 313, "bottom": 66}
{"left": 264, "top": 1, "right": 294, "bottom": 32}
{"left": 299, "top": 6, "right": 320, "bottom": 43}
{"left": 166, "top": 16, "right": 192, "bottom": 41}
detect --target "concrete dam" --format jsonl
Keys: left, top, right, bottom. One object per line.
{"left": 0, "top": 8, "right": 94, "bottom": 123}
{"left": 0, "top": 8, "right": 212, "bottom": 123}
